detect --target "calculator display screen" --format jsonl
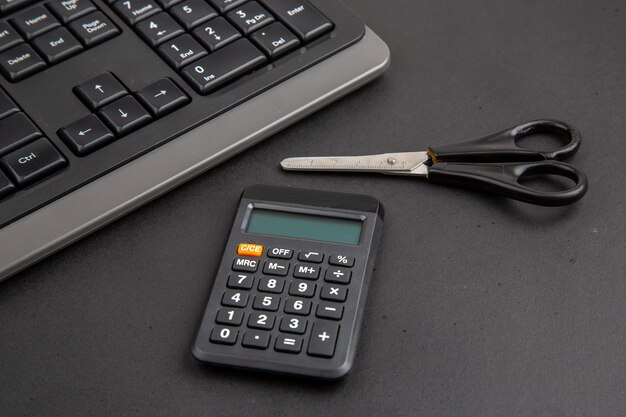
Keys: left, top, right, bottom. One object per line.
{"left": 246, "top": 209, "right": 362, "bottom": 245}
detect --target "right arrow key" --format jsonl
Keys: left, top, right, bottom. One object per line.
{"left": 136, "top": 78, "right": 189, "bottom": 118}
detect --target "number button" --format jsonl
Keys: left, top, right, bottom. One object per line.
{"left": 226, "top": 1, "right": 274, "bottom": 35}
{"left": 258, "top": 276, "right": 284, "bottom": 293}
{"left": 252, "top": 295, "right": 280, "bottom": 311}
{"left": 274, "top": 335, "right": 302, "bottom": 353}
{"left": 221, "top": 290, "right": 249, "bottom": 307}
{"left": 316, "top": 302, "right": 343, "bottom": 320}
{"left": 247, "top": 312, "right": 275, "bottom": 330}
{"left": 324, "top": 267, "right": 351, "bottom": 284}
{"left": 284, "top": 298, "right": 311, "bottom": 316}
{"left": 215, "top": 308, "right": 244, "bottom": 325}
{"left": 210, "top": 326, "right": 238, "bottom": 345}
{"left": 170, "top": 0, "right": 218, "bottom": 30}
{"left": 320, "top": 285, "right": 347, "bottom": 302}
{"left": 242, "top": 331, "right": 270, "bottom": 349}
{"left": 279, "top": 316, "right": 307, "bottom": 334}
{"left": 288, "top": 280, "right": 315, "bottom": 298}
{"left": 297, "top": 250, "right": 323, "bottom": 263}
{"left": 292, "top": 263, "right": 320, "bottom": 280}
{"left": 329, "top": 254, "right": 355, "bottom": 267}
{"left": 262, "top": 260, "right": 289, "bottom": 276}
{"left": 227, "top": 273, "right": 254, "bottom": 289}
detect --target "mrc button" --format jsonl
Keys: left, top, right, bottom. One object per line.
{"left": 237, "top": 243, "right": 263, "bottom": 257}
{"left": 232, "top": 257, "right": 258, "bottom": 272}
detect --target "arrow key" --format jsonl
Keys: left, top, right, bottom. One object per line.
{"left": 58, "top": 114, "right": 115, "bottom": 156}
{"left": 98, "top": 96, "right": 152, "bottom": 137}
{"left": 74, "top": 72, "right": 128, "bottom": 110}
{"left": 135, "top": 78, "right": 189, "bottom": 118}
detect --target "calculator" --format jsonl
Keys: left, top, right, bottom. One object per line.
{"left": 192, "top": 184, "right": 384, "bottom": 379}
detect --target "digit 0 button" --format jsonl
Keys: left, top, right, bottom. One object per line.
{"left": 237, "top": 243, "right": 263, "bottom": 256}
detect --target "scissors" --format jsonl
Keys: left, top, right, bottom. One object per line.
{"left": 280, "top": 120, "right": 588, "bottom": 206}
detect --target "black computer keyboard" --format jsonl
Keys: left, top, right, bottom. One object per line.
{"left": 0, "top": 0, "right": 389, "bottom": 280}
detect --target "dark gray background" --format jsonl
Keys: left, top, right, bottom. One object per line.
{"left": 2, "top": 0, "right": 625, "bottom": 415}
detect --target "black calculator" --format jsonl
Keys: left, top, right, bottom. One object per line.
{"left": 192, "top": 184, "right": 384, "bottom": 379}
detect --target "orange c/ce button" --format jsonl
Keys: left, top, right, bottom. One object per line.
{"left": 237, "top": 243, "right": 264, "bottom": 257}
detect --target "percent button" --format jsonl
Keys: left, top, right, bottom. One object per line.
{"left": 329, "top": 254, "right": 354, "bottom": 268}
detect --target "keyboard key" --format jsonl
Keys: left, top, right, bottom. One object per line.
{"left": 11, "top": 6, "right": 61, "bottom": 40}
{"left": 112, "top": 0, "right": 161, "bottom": 26}
{"left": 47, "top": 0, "right": 97, "bottom": 24}
{"left": 274, "top": 335, "right": 302, "bottom": 353}
{"left": 226, "top": 1, "right": 274, "bottom": 35}
{"left": 181, "top": 38, "right": 267, "bottom": 94}
{"left": 0, "top": 21, "right": 23, "bottom": 52}
{"left": 68, "top": 11, "right": 119, "bottom": 47}
{"left": 158, "top": 34, "right": 207, "bottom": 70}
{"left": 242, "top": 330, "right": 270, "bottom": 349}
{"left": 207, "top": 0, "right": 245, "bottom": 13}
{"left": 284, "top": 298, "right": 310, "bottom": 315}
{"left": 307, "top": 321, "right": 339, "bottom": 358}
{"left": 32, "top": 27, "right": 83, "bottom": 64}
{"left": 0, "top": 171, "right": 15, "bottom": 199}
{"left": 210, "top": 326, "right": 237, "bottom": 344}
{"left": 221, "top": 289, "right": 249, "bottom": 307}
{"left": 75, "top": 72, "right": 127, "bottom": 110}
{"left": 215, "top": 308, "right": 244, "bottom": 326}
{"left": 154, "top": 0, "right": 182, "bottom": 8}
{"left": 169, "top": 0, "right": 217, "bottom": 30}
{"left": 0, "top": 112, "right": 41, "bottom": 156}
{"left": 260, "top": 0, "right": 332, "bottom": 42}
{"left": 98, "top": 95, "right": 152, "bottom": 136}
{"left": 135, "top": 78, "right": 189, "bottom": 117}
{"left": 135, "top": 12, "right": 184, "bottom": 47}
{"left": 0, "top": 88, "right": 19, "bottom": 119}
{"left": 316, "top": 302, "right": 343, "bottom": 320}
{"left": 320, "top": 285, "right": 347, "bottom": 302}
{"left": 0, "top": 43, "right": 46, "bottom": 81}
{"left": 0, "top": 0, "right": 36, "bottom": 15}
{"left": 247, "top": 312, "right": 275, "bottom": 330}
{"left": 250, "top": 22, "right": 299, "bottom": 58}
{"left": 279, "top": 316, "right": 306, "bottom": 334}
{"left": 58, "top": 114, "right": 115, "bottom": 155}
{"left": 329, "top": 254, "right": 354, "bottom": 267}
{"left": 0, "top": 137, "right": 67, "bottom": 187}
{"left": 191, "top": 16, "right": 240, "bottom": 52}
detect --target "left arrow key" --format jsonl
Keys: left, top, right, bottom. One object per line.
{"left": 58, "top": 114, "right": 115, "bottom": 156}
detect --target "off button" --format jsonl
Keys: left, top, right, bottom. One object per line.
{"left": 267, "top": 247, "right": 293, "bottom": 259}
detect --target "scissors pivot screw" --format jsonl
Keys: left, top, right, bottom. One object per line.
{"left": 387, "top": 157, "right": 397, "bottom": 165}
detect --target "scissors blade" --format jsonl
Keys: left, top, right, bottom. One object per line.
{"left": 280, "top": 152, "right": 430, "bottom": 176}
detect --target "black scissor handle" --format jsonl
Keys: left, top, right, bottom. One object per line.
{"left": 428, "top": 160, "right": 588, "bottom": 206}
{"left": 428, "top": 120, "right": 581, "bottom": 163}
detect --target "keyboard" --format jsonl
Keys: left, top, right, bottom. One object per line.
{"left": 0, "top": 0, "right": 389, "bottom": 281}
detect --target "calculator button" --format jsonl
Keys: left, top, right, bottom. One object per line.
{"left": 274, "top": 335, "right": 302, "bottom": 353}
{"left": 247, "top": 312, "right": 275, "bottom": 330}
{"left": 292, "top": 263, "right": 319, "bottom": 280}
{"left": 316, "top": 302, "right": 343, "bottom": 320}
{"left": 324, "top": 267, "right": 351, "bottom": 284}
{"left": 221, "top": 290, "right": 249, "bottom": 307}
{"left": 215, "top": 308, "right": 244, "bottom": 325}
{"left": 257, "top": 276, "right": 284, "bottom": 293}
{"left": 232, "top": 257, "right": 259, "bottom": 272}
{"left": 288, "top": 280, "right": 315, "bottom": 298}
{"left": 284, "top": 298, "right": 311, "bottom": 316}
{"left": 242, "top": 330, "right": 271, "bottom": 349}
{"left": 320, "top": 285, "right": 347, "bottom": 302}
{"left": 266, "top": 247, "right": 293, "bottom": 259}
{"left": 261, "top": 0, "right": 333, "bottom": 42}
{"left": 226, "top": 1, "right": 274, "bottom": 35}
{"left": 262, "top": 259, "right": 289, "bottom": 276}
{"left": 328, "top": 254, "right": 354, "bottom": 267}
{"left": 226, "top": 273, "right": 254, "bottom": 289}
{"left": 192, "top": 16, "right": 241, "bottom": 52}
{"left": 279, "top": 316, "right": 306, "bottom": 334}
{"left": 307, "top": 321, "right": 339, "bottom": 358}
{"left": 252, "top": 294, "right": 280, "bottom": 311}
{"left": 297, "top": 250, "right": 323, "bottom": 263}
{"left": 237, "top": 242, "right": 263, "bottom": 257}
{"left": 210, "top": 326, "right": 238, "bottom": 344}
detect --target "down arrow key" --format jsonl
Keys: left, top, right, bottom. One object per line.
{"left": 98, "top": 95, "right": 152, "bottom": 137}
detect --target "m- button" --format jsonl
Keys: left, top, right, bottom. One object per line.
{"left": 262, "top": 260, "right": 289, "bottom": 276}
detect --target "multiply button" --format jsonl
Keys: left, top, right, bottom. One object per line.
{"left": 297, "top": 250, "right": 323, "bottom": 263}
{"left": 262, "top": 259, "right": 289, "bottom": 276}
{"left": 232, "top": 257, "right": 258, "bottom": 272}
{"left": 292, "top": 263, "right": 319, "bottom": 279}
{"left": 307, "top": 321, "right": 339, "bottom": 358}
{"left": 329, "top": 254, "right": 354, "bottom": 267}
{"left": 267, "top": 247, "right": 292, "bottom": 259}
{"left": 320, "top": 285, "right": 347, "bottom": 302}
{"left": 324, "top": 267, "right": 351, "bottom": 284}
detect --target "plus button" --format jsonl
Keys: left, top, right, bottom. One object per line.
{"left": 318, "top": 331, "right": 330, "bottom": 342}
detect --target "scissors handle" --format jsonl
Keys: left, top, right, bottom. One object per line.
{"left": 428, "top": 160, "right": 588, "bottom": 206}
{"left": 428, "top": 120, "right": 581, "bottom": 163}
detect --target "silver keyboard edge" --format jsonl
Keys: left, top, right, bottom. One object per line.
{"left": 0, "top": 27, "right": 390, "bottom": 282}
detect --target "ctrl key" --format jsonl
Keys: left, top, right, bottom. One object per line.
{"left": 0, "top": 138, "right": 67, "bottom": 187}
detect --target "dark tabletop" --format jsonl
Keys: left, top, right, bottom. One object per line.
{"left": 2, "top": 1, "right": 625, "bottom": 416}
